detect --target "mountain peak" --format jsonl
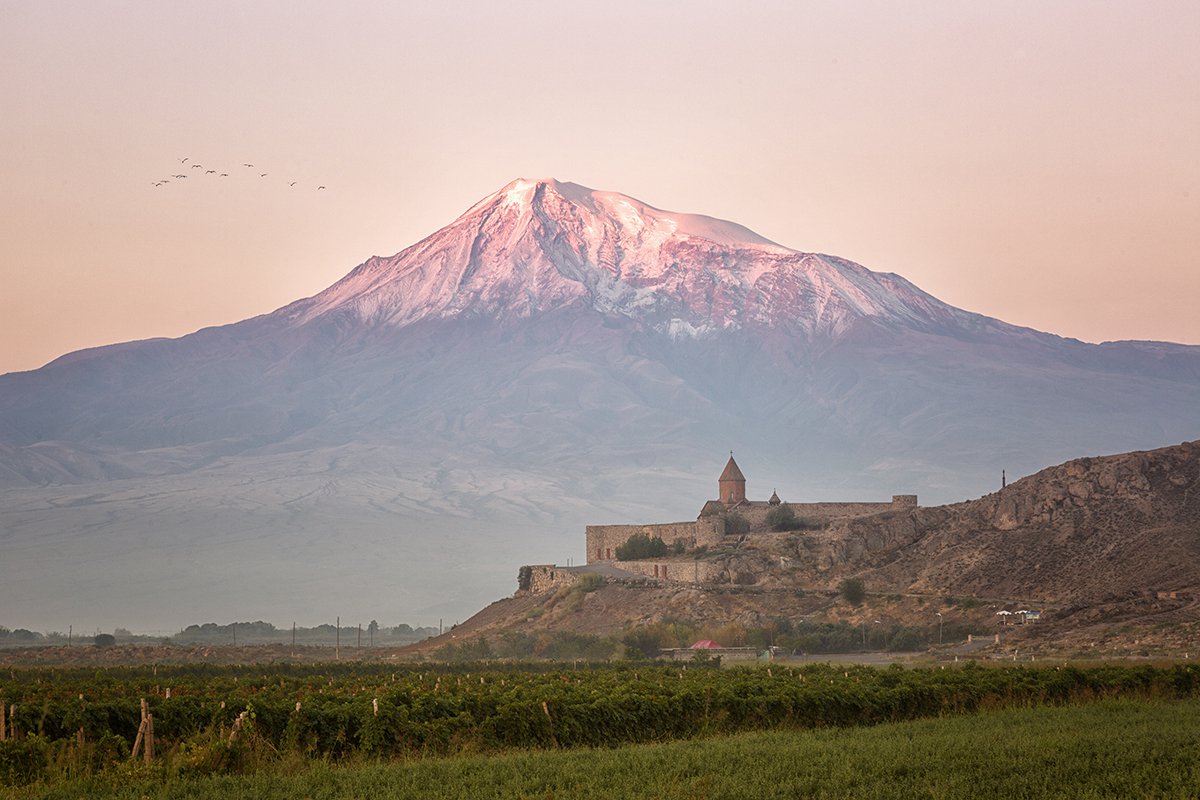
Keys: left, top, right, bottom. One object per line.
{"left": 284, "top": 178, "right": 977, "bottom": 339}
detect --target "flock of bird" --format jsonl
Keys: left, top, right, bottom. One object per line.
{"left": 152, "top": 157, "right": 326, "bottom": 191}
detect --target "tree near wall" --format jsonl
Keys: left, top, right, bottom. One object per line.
{"left": 767, "top": 503, "right": 824, "bottom": 531}
{"left": 615, "top": 533, "right": 668, "bottom": 560}
{"left": 723, "top": 512, "right": 750, "bottom": 534}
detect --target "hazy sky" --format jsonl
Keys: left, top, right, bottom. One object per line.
{"left": 3, "top": 2, "right": 1198, "bottom": 374}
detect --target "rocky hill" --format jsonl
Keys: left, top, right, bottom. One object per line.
{"left": 415, "top": 441, "right": 1200, "bottom": 655}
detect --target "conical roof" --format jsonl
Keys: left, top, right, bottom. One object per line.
{"left": 719, "top": 455, "right": 745, "bottom": 482}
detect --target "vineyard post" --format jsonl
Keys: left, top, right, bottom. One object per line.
{"left": 131, "top": 699, "right": 148, "bottom": 761}
{"left": 146, "top": 701, "right": 155, "bottom": 763}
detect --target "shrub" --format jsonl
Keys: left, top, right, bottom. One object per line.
{"left": 723, "top": 512, "right": 750, "bottom": 535}
{"left": 766, "top": 504, "right": 796, "bottom": 531}
{"left": 622, "top": 627, "right": 668, "bottom": 659}
{"left": 772, "top": 503, "right": 822, "bottom": 532}
{"left": 615, "top": 533, "right": 668, "bottom": 561}
{"left": 839, "top": 578, "right": 866, "bottom": 606}
{"left": 577, "top": 573, "right": 605, "bottom": 592}
{"left": 887, "top": 627, "right": 924, "bottom": 652}
{"left": 93, "top": 633, "right": 116, "bottom": 648}
{"left": 517, "top": 566, "right": 533, "bottom": 592}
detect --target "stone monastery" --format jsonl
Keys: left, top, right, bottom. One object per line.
{"left": 585, "top": 454, "right": 917, "bottom": 564}
{"left": 520, "top": 455, "right": 917, "bottom": 594}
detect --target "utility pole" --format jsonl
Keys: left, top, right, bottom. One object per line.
{"left": 336, "top": 616, "right": 340, "bottom": 660}
{"left": 1002, "top": 469, "right": 1007, "bottom": 489}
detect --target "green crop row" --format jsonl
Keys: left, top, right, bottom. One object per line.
{"left": 1, "top": 662, "right": 1197, "bottom": 786}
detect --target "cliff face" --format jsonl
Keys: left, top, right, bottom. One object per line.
{"left": 804, "top": 440, "right": 1200, "bottom": 604}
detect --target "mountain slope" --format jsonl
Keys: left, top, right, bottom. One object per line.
{"left": 0, "top": 178, "right": 1197, "bottom": 631}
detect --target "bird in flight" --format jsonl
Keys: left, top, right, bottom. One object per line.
{"left": 289, "top": 181, "right": 296, "bottom": 187}
{"left": 191, "top": 164, "right": 203, "bottom": 169}
{"left": 172, "top": 174, "right": 186, "bottom": 178}
{"left": 205, "top": 170, "right": 216, "bottom": 174}
{"left": 318, "top": 185, "right": 326, "bottom": 190}
{"left": 260, "top": 173, "right": 268, "bottom": 178}
{"left": 219, "top": 173, "right": 229, "bottom": 177}
{"left": 243, "top": 163, "right": 254, "bottom": 168}
{"left": 180, "top": 158, "right": 188, "bottom": 164}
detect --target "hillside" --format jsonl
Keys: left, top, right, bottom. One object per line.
{"left": 415, "top": 440, "right": 1200, "bottom": 656}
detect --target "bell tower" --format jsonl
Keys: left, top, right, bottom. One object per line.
{"left": 718, "top": 453, "right": 746, "bottom": 506}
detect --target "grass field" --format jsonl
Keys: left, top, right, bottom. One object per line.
{"left": 7, "top": 697, "right": 1198, "bottom": 799}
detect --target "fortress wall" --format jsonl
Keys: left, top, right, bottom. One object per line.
{"left": 523, "top": 565, "right": 580, "bottom": 595}
{"left": 731, "top": 501, "right": 910, "bottom": 529}
{"left": 586, "top": 518, "right": 724, "bottom": 563}
{"left": 616, "top": 558, "right": 724, "bottom": 584}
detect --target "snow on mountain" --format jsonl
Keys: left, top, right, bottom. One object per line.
{"left": 283, "top": 178, "right": 990, "bottom": 339}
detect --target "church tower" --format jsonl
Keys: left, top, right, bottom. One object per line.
{"left": 718, "top": 454, "right": 746, "bottom": 507}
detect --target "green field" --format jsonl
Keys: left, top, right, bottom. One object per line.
{"left": 4, "top": 698, "right": 1197, "bottom": 799}
{"left": 2, "top": 662, "right": 1199, "bottom": 797}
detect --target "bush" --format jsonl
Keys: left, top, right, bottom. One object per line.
{"left": 615, "top": 533, "right": 668, "bottom": 561}
{"left": 93, "top": 633, "right": 116, "bottom": 648}
{"left": 517, "top": 566, "right": 533, "bottom": 592}
{"left": 767, "top": 504, "right": 822, "bottom": 532}
{"left": 622, "top": 628, "right": 668, "bottom": 659}
{"left": 887, "top": 627, "right": 925, "bottom": 651}
{"left": 839, "top": 578, "right": 866, "bottom": 606}
{"left": 577, "top": 573, "right": 605, "bottom": 592}
{"left": 723, "top": 512, "right": 750, "bottom": 535}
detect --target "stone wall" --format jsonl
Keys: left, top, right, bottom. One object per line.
{"left": 727, "top": 498, "right": 918, "bottom": 529}
{"left": 520, "top": 564, "right": 581, "bottom": 595}
{"left": 586, "top": 517, "right": 724, "bottom": 563}
{"left": 614, "top": 558, "right": 725, "bottom": 584}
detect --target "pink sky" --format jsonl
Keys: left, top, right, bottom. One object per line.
{"left": 2, "top": 2, "right": 1198, "bottom": 374}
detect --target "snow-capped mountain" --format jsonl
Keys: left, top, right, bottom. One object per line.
{"left": 1, "top": 178, "right": 1197, "bottom": 631}
{"left": 285, "top": 178, "right": 987, "bottom": 339}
